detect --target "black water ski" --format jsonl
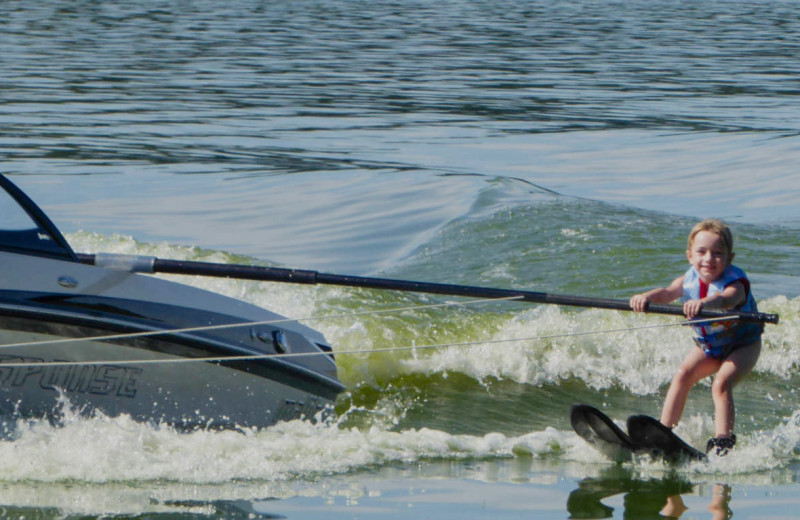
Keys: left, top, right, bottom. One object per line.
{"left": 570, "top": 404, "right": 636, "bottom": 462}
{"left": 626, "top": 415, "right": 707, "bottom": 463}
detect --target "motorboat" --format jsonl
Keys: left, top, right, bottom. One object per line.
{"left": 0, "top": 174, "right": 344, "bottom": 431}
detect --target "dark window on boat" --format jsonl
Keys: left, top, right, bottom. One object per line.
{"left": 0, "top": 187, "right": 69, "bottom": 257}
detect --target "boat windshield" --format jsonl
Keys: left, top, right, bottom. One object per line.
{"left": 0, "top": 179, "right": 75, "bottom": 259}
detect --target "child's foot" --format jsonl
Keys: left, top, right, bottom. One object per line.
{"left": 706, "top": 434, "right": 736, "bottom": 456}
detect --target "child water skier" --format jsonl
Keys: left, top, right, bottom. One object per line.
{"left": 629, "top": 219, "right": 763, "bottom": 456}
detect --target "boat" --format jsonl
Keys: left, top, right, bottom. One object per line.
{"left": 0, "top": 173, "right": 344, "bottom": 431}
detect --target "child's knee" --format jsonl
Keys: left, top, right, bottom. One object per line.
{"left": 711, "top": 377, "right": 733, "bottom": 398}
{"left": 672, "top": 369, "right": 692, "bottom": 387}
{"left": 674, "top": 366, "right": 702, "bottom": 386}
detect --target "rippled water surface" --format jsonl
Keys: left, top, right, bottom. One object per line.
{"left": 2, "top": 1, "right": 800, "bottom": 518}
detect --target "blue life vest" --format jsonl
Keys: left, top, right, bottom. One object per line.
{"left": 681, "top": 265, "right": 763, "bottom": 358}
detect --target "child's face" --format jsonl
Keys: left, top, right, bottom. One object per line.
{"left": 686, "top": 230, "right": 734, "bottom": 283}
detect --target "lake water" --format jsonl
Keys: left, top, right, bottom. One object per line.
{"left": 2, "top": 0, "right": 800, "bottom": 518}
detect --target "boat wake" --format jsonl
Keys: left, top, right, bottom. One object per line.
{"left": 1, "top": 393, "right": 798, "bottom": 487}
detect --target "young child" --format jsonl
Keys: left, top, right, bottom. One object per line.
{"left": 629, "top": 219, "right": 763, "bottom": 455}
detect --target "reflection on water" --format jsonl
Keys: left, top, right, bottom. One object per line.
{"left": 0, "top": 461, "right": 743, "bottom": 520}
{"left": 567, "top": 468, "right": 733, "bottom": 520}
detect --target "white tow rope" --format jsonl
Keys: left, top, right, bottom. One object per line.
{"left": 0, "top": 297, "right": 739, "bottom": 368}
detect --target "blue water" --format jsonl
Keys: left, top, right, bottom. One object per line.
{"left": 2, "top": 1, "right": 800, "bottom": 518}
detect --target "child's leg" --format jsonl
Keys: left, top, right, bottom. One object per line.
{"left": 711, "top": 340, "right": 761, "bottom": 437}
{"left": 660, "top": 347, "right": 720, "bottom": 428}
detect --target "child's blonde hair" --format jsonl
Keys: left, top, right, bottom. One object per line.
{"left": 688, "top": 219, "right": 734, "bottom": 255}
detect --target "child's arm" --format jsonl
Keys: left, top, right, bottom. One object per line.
{"left": 683, "top": 280, "right": 746, "bottom": 318}
{"left": 629, "top": 275, "right": 685, "bottom": 312}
